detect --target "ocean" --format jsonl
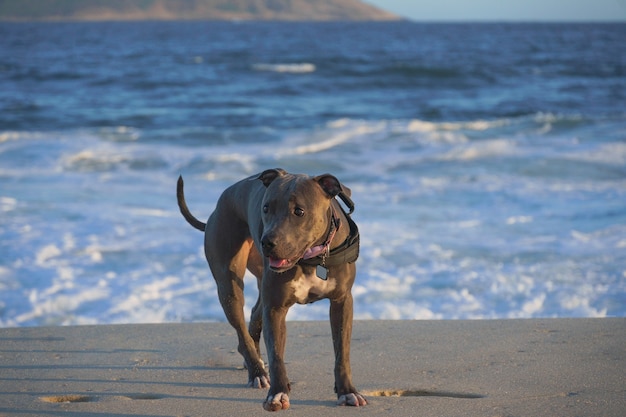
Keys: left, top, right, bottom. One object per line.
{"left": 1, "top": 21, "right": 625, "bottom": 326}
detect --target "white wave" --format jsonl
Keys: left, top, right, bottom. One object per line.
{"left": 87, "top": 248, "right": 104, "bottom": 263}
{"left": 127, "top": 207, "right": 174, "bottom": 218}
{"left": 63, "top": 149, "right": 130, "bottom": 171}
{"left": 108, "top": 275, "right": 217, "bottom": 323}
{"left": 0, "top": 130, "right": 47, "bottom": 143}
{"left": 407, "top": 118, "right": 510, "bottom": 133}
{"left": 406, "top": 119, "right": 440, "bottom": 132}
{"left": 437, "top": 138, "right": 518, "bottom": 161}
{"left": 35, "top": 244, "right": 63, "bottom": 266}
{"left": 506, "top": 216, "right": 533, "bottom": 225}
{"left": 327, "top": 118, "right": 351, "bottom": 129}
{"left": 214, "top": 152, "right": 258, "bottom": 172}
{"left": 252, "top": 63, "right": 316, "bottom": 73}
{"left": 558, "top": 292, "right": 608, "bottom": 318}
{"left": 277, "top": 120, "right": 385, "bottom": 157}
{"left": 521, "top": 293, "right": 546, "bottom": 315}
{"left": 533, "top": 112, "right": 584, "bottom": 124}
{"left": 565, "top": 142, "right": 626, "bottom": 166}
{"left": 16, "top": 286, "right": 109, "bottom": 326}
{"left": 365, "top": 301, "right": 443, "bottom": 320}
{"left": 96, "top": 126, "right": 140, "bottom": 142}
{"left": 457, "top": 219, "right": 481, "bottom": 228}
{"left": 63, "top": 146, "right": 167, "bottom": 172}
{"left": 0, "top": 196, "right": 17, "bottom": 212}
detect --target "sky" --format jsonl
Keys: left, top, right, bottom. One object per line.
{"left": 367, "top": 0, "right": 626, "bottom": 21}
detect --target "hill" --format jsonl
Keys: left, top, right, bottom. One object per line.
{"left": 0, "top": 0, "right": 401, "bottom": 21}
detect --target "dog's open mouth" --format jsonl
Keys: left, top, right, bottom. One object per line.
{"left": 268, "top": 256, "right": 298, "bottom": 272}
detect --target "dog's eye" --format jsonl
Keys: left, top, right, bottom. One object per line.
{"left": 294, "top": 207, "right": 305, "bottom": 217}
{"left": 263, "top": 204, "right": 269, "bottom": 213}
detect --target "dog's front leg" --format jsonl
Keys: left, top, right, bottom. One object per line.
{"left": 330, "top": 292, "right": 368, "bottom": 407}
{"left": 262, "top": 303, "right": 291, "bottom": 411}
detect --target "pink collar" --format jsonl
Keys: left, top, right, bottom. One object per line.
{"left": 302, "top": 207, "right": 340, "bottom": 260}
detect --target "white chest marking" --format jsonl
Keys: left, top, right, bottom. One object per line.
{"left": 292, "top": 270, "right": 336, "bottom": 304}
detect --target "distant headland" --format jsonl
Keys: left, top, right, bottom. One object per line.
{"left": 0, "top": 0, "right": 402, "bottom": 21}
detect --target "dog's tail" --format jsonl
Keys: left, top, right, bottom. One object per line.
{"left": 176, "top": 175, "right": 206, "bottom": 232}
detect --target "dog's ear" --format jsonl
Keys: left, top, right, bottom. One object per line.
{"left": 258, "top": 168, "right": 287, "bottom": 187}
{"left": 315, "top": 174, "right": 342, "bottom": 198}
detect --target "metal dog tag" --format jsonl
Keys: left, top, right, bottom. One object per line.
{"left": 316, "top": 265, "right": 328, "bottom": 280}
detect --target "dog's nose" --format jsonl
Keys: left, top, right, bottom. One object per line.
{"left": 261, "top": 235, "right": 276, "bottom": 252}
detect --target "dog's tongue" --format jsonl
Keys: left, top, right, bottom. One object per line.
{"left": 269, "top": 257, "right": 290, "bottom": 269}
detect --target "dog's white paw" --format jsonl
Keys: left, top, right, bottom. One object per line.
{"left": 249, "top": 375, "right": 270, "bottom": 389}
{"left": 337, "top": 392, "right": 368, "bottom": 407}
{"left": 263, "top": 392, "right": 290, "bottom": 411}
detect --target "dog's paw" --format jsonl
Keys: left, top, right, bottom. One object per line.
{"left": 337, "top": 392, "right": 368, "bottom": 407}
{"left": 263, "top": 392, "right": 290, "bottom": 411}
{"left": 248, "top": 375, "right": 270, "bottom": 389}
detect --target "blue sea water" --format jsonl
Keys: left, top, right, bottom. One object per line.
{"left": 1, "top": 21, "right": 625, "bottom": 326}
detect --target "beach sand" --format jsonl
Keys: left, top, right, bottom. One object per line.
{"left": 0, "top": 319, "right": 624, "bottom": 416}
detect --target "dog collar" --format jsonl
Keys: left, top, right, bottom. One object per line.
{"left": 301, "top": 206, "right": 340, "bottom": 261}
{"left": 298, "top": 204, "right": 360, "bottom": 270}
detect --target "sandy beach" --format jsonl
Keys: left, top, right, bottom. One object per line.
{"left": 0, "top": 319, "right": 624, "bottom": 416}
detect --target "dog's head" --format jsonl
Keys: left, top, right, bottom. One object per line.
{"left": 258, "top": 168, "right": 345, "bottom": 272}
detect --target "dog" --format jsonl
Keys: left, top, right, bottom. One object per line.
{"left": 177, "top": 169, "right": 366, "bottom": 411}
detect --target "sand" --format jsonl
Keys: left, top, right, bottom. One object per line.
{"left": 0, "top": 319, "right": 624, "bottom": 416}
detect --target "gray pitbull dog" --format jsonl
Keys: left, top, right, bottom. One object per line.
{"left": 176, "top": 169, "right": 367, "bottom": 411}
